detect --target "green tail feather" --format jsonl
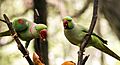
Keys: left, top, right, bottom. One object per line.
{"left": 92, "top": 41, "right": 120, "bottom": 61}
{"left": 94, "top": 44, "right": 120, "bottom": 61}
{"left": 0, "top": 30, "right": 11, "bottom": 37}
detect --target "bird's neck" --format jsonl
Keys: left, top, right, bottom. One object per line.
{"left": 29, "top": 23, "right": 37, "bottom": 37}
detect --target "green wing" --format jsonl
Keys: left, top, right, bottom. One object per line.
{"left": 82, "top": 29, "right": 107, "bottom": 44}
{"left": 82, "top": 29, "right": 120, "bottom": 61}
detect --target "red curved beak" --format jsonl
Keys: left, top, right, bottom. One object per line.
{"left": 63, "top": 20, "right": 68, "bottom": 29}
{"left": 39, "top": 29, "right": 47, "bottom": 41}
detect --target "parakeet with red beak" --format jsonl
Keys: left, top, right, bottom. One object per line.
{"left": 0, "top": 18, "right": 47, "bottom": 48}
{"left": 62, "top": 16, "right": 120, "bottom": 61}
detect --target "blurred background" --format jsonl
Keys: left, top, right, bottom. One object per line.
{"left": 0, "top": 0, "right": 120, "bottom": 65}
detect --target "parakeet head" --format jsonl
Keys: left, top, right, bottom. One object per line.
{"left": 35, "top": 24, "right": 47, "bottom": 41}
{"left": 62, "top": 16, "right": 74, "bottom": 29}
{"left": 13, "top": 18, "right": 28, "bottom": 32}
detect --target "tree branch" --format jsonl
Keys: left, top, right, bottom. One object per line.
{"left": 72, "top": 0, "right": 91, "bottom": 18}
{"left": 34, "top": 0, "right": 48, "bottom": 64}
{"left": 81, "top": 55, "right": 90, "bottom": 65}
{"left": 2, "top": 14, "right": 34, "bottom": 65}
{"left": 34, "top": 8, "right": 44, "bottom": 63}
{"left": 78, "top": 0, "right": 98, "bottom": 65}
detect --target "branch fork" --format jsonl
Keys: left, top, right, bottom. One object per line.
{"left": 78, "top": 0, "right": 98, "bottom": 65}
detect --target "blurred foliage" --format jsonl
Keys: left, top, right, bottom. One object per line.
{"left": 0, "top": 0, "right": 120, "bottom": 65}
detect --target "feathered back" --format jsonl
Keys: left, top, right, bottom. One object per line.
{"left": 13, "top": 18, "right": 28, "bottom": 32}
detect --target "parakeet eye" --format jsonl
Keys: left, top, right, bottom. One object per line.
{"left": 18, "top": 19, "right": 24, "bottom": 24}
{"left": 67, "top": 20, "right": 72, "bottom": 21}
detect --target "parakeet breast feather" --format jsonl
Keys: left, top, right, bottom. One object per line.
{"left": 64, "top": 23, "right": 87, "bottom": 46}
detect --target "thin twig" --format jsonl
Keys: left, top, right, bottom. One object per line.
{"left": 78, "top": 0, "right": 98, "bottom": 65}
{"left": 0, "top": 19, "right": 6, "bottom": 22}
{"left": 2, "top": 14, "right": 34, "bottom": 65}
{"left": 82, "top": 55, "right": 90, "bottom": 65}
{"left": 72, "top": 0, "right": 91, "bottom": 18}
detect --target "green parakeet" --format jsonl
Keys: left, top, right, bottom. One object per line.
{"left": 0, "top": 18, "right": 47, "bottom": 48}
{"left": 62, "top": 16, "right": 120, "bottom": 61}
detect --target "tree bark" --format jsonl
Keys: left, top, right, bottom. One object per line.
{"left": 34, "top": 0, "right": 49, "bottom": 65}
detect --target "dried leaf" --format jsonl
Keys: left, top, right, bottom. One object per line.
{"left": 33, "top": 52, "right": 44, "bottom": 65}
{"left": 62, "top": 61, "right": 76, "bottom": 65}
